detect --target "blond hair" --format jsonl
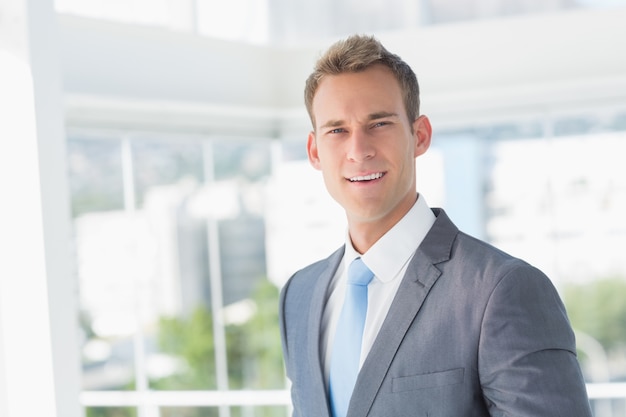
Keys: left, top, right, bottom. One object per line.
{"left": 304, "top": 34, "right": 420, "bottom": 128}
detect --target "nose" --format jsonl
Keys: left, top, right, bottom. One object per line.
{"left": 346, "top": 130, "right": 375, "bottom": 162}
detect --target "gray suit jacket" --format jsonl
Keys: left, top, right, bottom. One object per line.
{"left": 279, "top": 209, "right": 592, "bottom": 417}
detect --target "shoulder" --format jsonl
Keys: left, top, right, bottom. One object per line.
{"left": 280, "top": 246, "right": 344, "bottom": 305}
{"left": 455, "top": 231, "right": 526, "bottom": 268}
{"left": 448, "top": 230, "right": 555, "bottom": 297}
{"left": 448, "top": 231, "right": 567, "bottom": 329}
{"left": 427, "top": 210, "right": 552, "bottom": 294}
{"left": 428, "top": 208, "right": 533, "bottom": 278}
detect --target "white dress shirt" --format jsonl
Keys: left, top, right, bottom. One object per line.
{"left": 320, "top": 195, "right": 437, "bottom": 383}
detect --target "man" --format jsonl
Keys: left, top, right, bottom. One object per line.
{"left": 278, "top": 34, "right": 592, "bottom": 417}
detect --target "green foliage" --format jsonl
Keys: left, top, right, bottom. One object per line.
{"left": 227, "top": 279, "right": 285, "bottom": 390}
{"left": 563, "top": 277, "right": 626, "bottom": 352}
{"left": 152, "top": 278, "right": 286, "bottom": 403}
{"left": 154, "top": 307, "right": 217, "bottom": 390}
{"left": 160, "top": 407, "right": 218, "bottom": 417}
{"left": 85, "top": 407, "right": 137, "bottom": 417}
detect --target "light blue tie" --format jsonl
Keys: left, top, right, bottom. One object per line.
{"left": 329, "top": 257, "right": 374, "bottom": 417}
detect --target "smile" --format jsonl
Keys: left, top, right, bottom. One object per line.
{"left": 348, "top": 172, "right": 385, "bottom": 182}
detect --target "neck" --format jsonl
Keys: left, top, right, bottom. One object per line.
{"left": 348, "top": 226, "right": 384, "bottom": 255}
{"left": 348, "top": 193, "right": 418, "bottom": 254}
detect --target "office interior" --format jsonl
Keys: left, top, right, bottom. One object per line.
{"left": 2, "top": 1, "right": 626, "bottom": 416}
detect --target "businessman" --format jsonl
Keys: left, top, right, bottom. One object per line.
{"left": 278, "top": 35, "right": 592, "bottom": 417}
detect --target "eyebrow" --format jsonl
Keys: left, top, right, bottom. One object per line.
{"left": 318, "top": 111, "right": 400, "bottom": 130}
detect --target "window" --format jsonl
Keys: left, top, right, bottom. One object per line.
{"left": 69, "top": 108, "right": 626, "bottom": 417}
{"left": 69, "top": 132, "right": 290, "bottom": 417}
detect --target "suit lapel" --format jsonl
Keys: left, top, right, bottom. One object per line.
{"left": 305, "top": 246, "right": 344, "bottom": 417}
{"left": 348, "top": 209, "right": 458, "bottom": 417}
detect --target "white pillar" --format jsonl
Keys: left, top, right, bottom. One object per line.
{"left": 0, "top": 1, "right": 82, "bottom": 417}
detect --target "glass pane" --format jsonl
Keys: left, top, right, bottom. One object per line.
{"left": 138, "top": 137, "right": 283, "bottom": 391}
{"left": 160, "top": 407, "right": 218, "bottom": 417}
{"left": 160, "top": 406, "right": 289, "bottom": 417}
{"left": 68, "top": 137, "right": 124, "bottom": 217}
{"left": 279, "top": 139, "right": 308, "bottom": 162}
{"left": 131, "top": 138, "right": 204, "bottom": 208}
{"left": 85, "top": 407, "right": 137, "bottom": 417}
{"left": 553, "top": 115, "right": 597, "bottom": 136}
{"left": 127, "top": 137, "right": 214, "bottom": 390}
{"left": 229, "top": 406, "right": 289, "bottom": 417}
{"left": 70, "top": 133, "right": 290, "bottom": 401}
{"left": 152, "top": 305, "right": 217, "bottom": 390}
{"left": 225, "top": 279, "right": 284, "bottom": 390}
{"left": 438, "top": 120, "right": 544, "bottom": 142}
{"left": 70, "top": 136, "right": 138, "bottom": 391}
{"left": 487, "top": 131, "right": 626, "bottom": 282}
{"left": 611, "top": 111, "right": 626, "bottom": 131}
{"left": 210, "top": 139, "right": 284, "bottom": 390}
{"left": 212, "top": 140, "right": 271, "bottom": 181}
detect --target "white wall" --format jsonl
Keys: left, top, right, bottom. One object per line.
{"left": 0, "top": 1, "right": 80, "bottom": 417}
{"left": 60, "top": 15, "right": 279, "bottom": 107}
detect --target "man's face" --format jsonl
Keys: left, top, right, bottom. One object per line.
{"left": 307, "top": 64, "right": 431, "bottom": 230}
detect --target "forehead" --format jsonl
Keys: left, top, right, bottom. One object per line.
{"left": 312, "top": 65, "right": 404, "bottom": 125}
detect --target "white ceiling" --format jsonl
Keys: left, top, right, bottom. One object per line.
{"left": 59, "top": 7, "right": 626, "bottom": 135}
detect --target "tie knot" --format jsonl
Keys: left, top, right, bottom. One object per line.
{"left": 347, "top": 257, "right": 374, "bottom": 286}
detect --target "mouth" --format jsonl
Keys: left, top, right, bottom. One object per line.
{"left": 347, "top": 172, "right": 385, "bottom": 182}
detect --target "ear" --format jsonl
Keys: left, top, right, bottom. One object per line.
{"left": 412, "top": 115, "right": 432, "bottom": 158}
{"left": 307, "top": 131, "right": 322, "bottom": 170}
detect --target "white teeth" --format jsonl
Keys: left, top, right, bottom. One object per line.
{"left": 349, "top": 172, "right": 384, "bottom": 182}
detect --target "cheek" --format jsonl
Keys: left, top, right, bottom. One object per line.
{"left": 321, "top": 166, "right": 342, "bottom": 189}
{"left": 320, "top": 170, "right": 345, "bottom": 204}
{"left": 318, "top": 146, "right": 343, "bottom": 169}
{"left": 396, "top": 149, "right": 417, "bottom": 181}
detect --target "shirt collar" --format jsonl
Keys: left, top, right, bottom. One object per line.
{"left": 344, "top": 194, "right": 436, "bottom": 283}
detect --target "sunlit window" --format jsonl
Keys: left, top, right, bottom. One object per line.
{"left": 67, "top": 107, "right": 626, "bottom": 416}
{"left": 69, "top": 132, "right": 289, "bottom": 416}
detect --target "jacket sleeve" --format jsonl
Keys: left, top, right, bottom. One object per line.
{"left": 278, "top": 275, "right": 301, "bottom": 417}
{"left": 478, "top": 264, "right": 593, "bottom": 416}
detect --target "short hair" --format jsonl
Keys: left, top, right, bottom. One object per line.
{"left": 304, "top": 34, "right": 420, "bottom": 128}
